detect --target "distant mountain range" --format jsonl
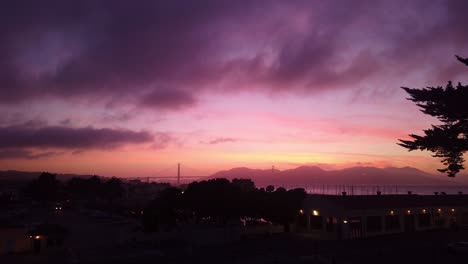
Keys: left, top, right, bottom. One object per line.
{"left": 1, "top": 166, "right": 467, "bottom": 186}
{"left": 210, "top": 166, "right": 467, "bottom": 187}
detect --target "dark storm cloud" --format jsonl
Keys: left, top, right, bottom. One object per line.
{"left": 0, "top": 124, "right": 153, "bottom": 149}
{"left": 139, "top": 89, "right": 196, "bottom": 110}
{"left": 0, "top": 0, "right": 467, "bottom": 108}
{"left": 0, "top": 149, "right": 61, "bottom": 160}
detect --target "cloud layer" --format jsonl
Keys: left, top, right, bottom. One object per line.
{"left": 0, "top": 124, "right": 153, "bottom": 149}
{"left": 1, "top": 0, "right": 467, "bottom": 110}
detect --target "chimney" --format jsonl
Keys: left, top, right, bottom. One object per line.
{"left": 342, "top": 192, "right": 347, "bottom": 196}
{"left": 407, "top": 191, "right": 412, "bottom": 195}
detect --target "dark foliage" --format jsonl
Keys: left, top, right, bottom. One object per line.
{"left": 24, "top": 173, "right": 125, "bottom": 203}
{"left": 399, "top": 55, "right": 468, "bottom": 177}
{"left": 65, "top": 176, "right": 125, "bottom": 201}
{"left": 24, "top": 172, "right": 61, "bottom": 202}
{"left": 142, "top": 178, "right": 307, "bottom": 232}
{"left": 142, "top": 187, "right": 182, "bottom": 232}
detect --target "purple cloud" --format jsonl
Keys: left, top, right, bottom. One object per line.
{"left": 207, "top": 137, "right": 238, "bottom": 145}
{"left": 0, "top": 0, "right": 467, "bottom": 110}
{"left": 139, "top": 89, "right": 196, "bottom": 110}
{"left": 0, "top": 124, "right": 153, "bottom": 149}
{"left": 150, "top": 132, "right": 177, "bottom": 149}
{"left": 0, "top": 149, "right": 62, "bottom": 160}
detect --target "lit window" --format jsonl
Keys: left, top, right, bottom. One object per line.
{"left": 299, "top": 209, "right": 304, "bottom": 215}
{"left": 343, "top": 220, "right": 348, "bottom": 224}
{"left": 312, "top": 210, "right": 319, "bottom": 216}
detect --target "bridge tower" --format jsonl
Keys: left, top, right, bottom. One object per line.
{"left": 177, "top": 163, "right": 181, "bottom": 185}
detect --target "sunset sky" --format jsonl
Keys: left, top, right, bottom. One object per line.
{"left": 0, "top": 0, "right": 467, "bottom": 177}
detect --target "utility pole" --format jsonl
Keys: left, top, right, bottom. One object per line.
{"left": 177, "top": 163, "right": 181, "bottom": 185}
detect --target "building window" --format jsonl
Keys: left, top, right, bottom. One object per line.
{"left": 366, "top": 216, "right": 382, "bottom": 232}
{"left": 349, "top": 217, "right": 363, "bottom": 239}
{"left": 310, "top": 215, "right": 323, "bottom": 230}
{"left": 297, "top": 213, "right": 308, "bottom": 229}
{"left": 385, "top": 215, "right": 400, "bottom": 231}
{"left": 462, "top": 212, "right": 468, "bottom": 226}
{"left": 325, "top": 217, "right": 335, "bottom": 232}
{"left": 418, "top": 213, "right": 431, "bottom": 227}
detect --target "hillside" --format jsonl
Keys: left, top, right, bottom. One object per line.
{"left": 210, "top": 166, "right": 463, "bottom": 187}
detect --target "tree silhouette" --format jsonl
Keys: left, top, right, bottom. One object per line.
{"left": 143, "top": 187, "right": 182, "bottom": 232}
{"left": 25, "top": 172, "right": 61, "bottom": 202}
{"left": 263, "top": 187, "right": 306, "bottom": 231}
{"left": 266, "top": 185, "right": 275, "bottom": 193}
{"left": 142, "top": 178, "right": 307, "bottom": 232}
{"left": 399, "top": 55, "right": 468, "bottom": 177}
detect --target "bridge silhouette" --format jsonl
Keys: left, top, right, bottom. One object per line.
{"left": 123, "top": 163, "right": 208, "bottom": 184}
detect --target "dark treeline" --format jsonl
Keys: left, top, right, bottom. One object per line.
{"left": 21, "top": 173, "right": 307, "bottom": 232}
{"left": 143, "top": 178, "right": 307, "bottom": 232}
{"left": 24, "top": 172, "right": 125, "bottom": 203}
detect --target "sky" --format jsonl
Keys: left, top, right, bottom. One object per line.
{"left": 0, "top": 0, "right": 467, "bottom": 177}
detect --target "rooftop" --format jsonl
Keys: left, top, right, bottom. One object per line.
{"left": 305, "top": 194, "right": 468, "bottom": 210}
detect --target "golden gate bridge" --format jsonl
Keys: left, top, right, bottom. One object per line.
{"left": 123, "top": 163, "right": 208, "bottom": 185}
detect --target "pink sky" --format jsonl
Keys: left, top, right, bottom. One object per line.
{"left": 0, "top": 0, "right": 467, "bottom": 178}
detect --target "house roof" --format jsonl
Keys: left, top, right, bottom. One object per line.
{"left": 304, "top": 194, "right": 468, "bottom": 210}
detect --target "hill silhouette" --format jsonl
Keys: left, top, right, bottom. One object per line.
{"left": 2, "top": 166, "right": 467, "bottom": 186}
{"left": 210, "top": 166, "right": 463, "bottom": 186}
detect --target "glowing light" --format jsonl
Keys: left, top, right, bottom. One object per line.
{"left": 343, "top": 220, "right": 348, "bottom": 224}
{"left": 451, "top": 208, "right": 455, "bottom": 212}
{"left": 299, "top": 209, "right": 304, "bottom": 214}
{"left": 437, "top": 208, "right": 442, "bottom": 213}
{"left": 407, "top": 210, "right": 411, "bottom": 214}
{"left": 35, "top": 236, "right": 41, "bottom": 239}
{"left": 312, "top": 210, "right": 319, "bottom": 216}
{"left": 389, "top": 210, "right": 394, "bottom": 215}
{"left": 422, "top": 209, "right": 426, "bottom": 213}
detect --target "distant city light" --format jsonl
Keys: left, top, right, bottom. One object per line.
{"left": 312, "top": 210, "right": 319, "bottom": 216}
{"left": 422, "top": 209, "right": 426, "bottom": 214}
{"left": 407, "top": 210, "right": 411, "bottom": 214}
{"left": 343, "top": 220, "right": 348, "bottom": 224}
{"left": 35, "top": 236, "right": 40, "bottom": 239}
{"left": 389, "top": 210, "right": 394, "bottom": 215}
{"left": 451, "top": 208, "right": 455, "bottom": 212}
{"left": 299, "top": 209, "right": 304, "bottom": 214}
{"left": 437, "top": 208, "right": 442, "bottom": 213}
